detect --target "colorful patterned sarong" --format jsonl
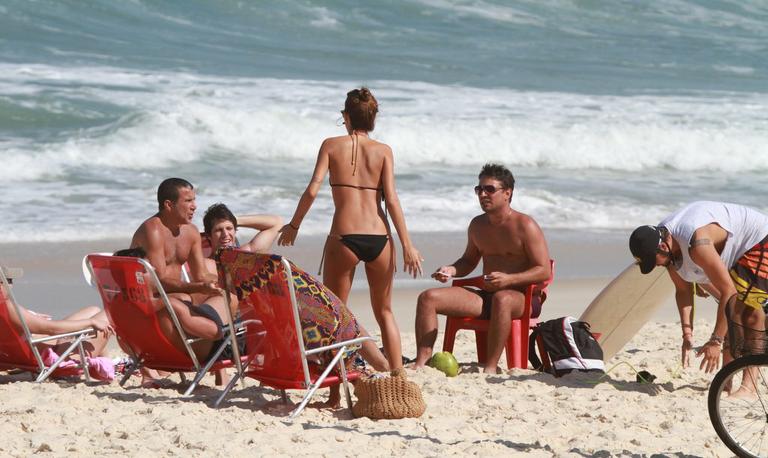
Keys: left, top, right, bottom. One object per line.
{"left": 217, "top": 250, "right": 362, "bottom": 373}
{"left": 290, "top": 262, "right": 361, "bottom": 368}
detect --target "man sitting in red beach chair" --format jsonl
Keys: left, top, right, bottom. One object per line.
{"left": 414, "top": 163, "right": 552, "bottom": 374}
{"left": 129, "top": 178, "right": 234, "bottom": 385}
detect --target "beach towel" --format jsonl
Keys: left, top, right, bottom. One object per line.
{"left": 41, "top": 348, "right": 116, "bottom": 381}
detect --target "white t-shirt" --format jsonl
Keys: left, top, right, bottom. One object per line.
{"left": 659, "top": 201, "right": 768, "bottom": 283}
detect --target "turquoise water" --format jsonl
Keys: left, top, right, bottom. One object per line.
{"left": 0, "top": 0, "right": 767, "bottom": 242}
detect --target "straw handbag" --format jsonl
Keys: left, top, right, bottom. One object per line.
{"left": 352, "top": 368, "right": 426, "bottom": 419}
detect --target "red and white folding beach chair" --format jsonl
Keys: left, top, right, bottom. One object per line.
{"left": 212, "top": 248, "right": 372, "bottom": 419}
{"left": 85, "top": 254, "right": 245, "bottom": 395}
{"left": 0, "top": 266, "right": 95, "bottom": 382}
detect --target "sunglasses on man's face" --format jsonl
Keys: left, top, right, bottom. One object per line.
{"left": 474, "top": 185, "right": 504, "bottom": 195}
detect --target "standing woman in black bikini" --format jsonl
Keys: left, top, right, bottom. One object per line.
{"left": 278, "top": 87, "right": 423, "bottom": 371}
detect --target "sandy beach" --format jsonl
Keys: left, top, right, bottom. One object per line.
{"left": 0, "top": 231, "right": 729, "bottom": 456}
{"left": 0, "top": 322, "right": 728, "bottom": 456}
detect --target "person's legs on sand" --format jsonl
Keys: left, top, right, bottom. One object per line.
{"left": 483, "top": 290, "right": 525, "bottom": 374}
{"left": 364, "top": 242, "right": 403, "bottom": 370}
{"left": 729, "top": 303, "right": 766, "bottom": 399}
{"left": 414, "top": 287, "right": 484, "bottom": 368}
{"left": 320, "top": 238, "right": 361, "bottom": 402}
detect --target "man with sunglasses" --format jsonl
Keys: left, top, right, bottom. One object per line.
{"left": 414, "top": 163, "right": 552, "bottom": 374}
{"left": 629, "top": 201, "right": 768, "bottom": 392}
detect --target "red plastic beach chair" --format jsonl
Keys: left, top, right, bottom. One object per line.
{"left": 213, "top": 248, "right": 372, "bottom": 419}
{"left": 0, "top": 266, "right": 95, "bottom": 382}
{"left": 442, "top": 259, "right": 555, "bottom": 369}
{"left": 85, "top": 254, "right": 245, "bottom": 395}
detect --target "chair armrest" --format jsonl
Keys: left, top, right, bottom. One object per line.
{"left": 30, "top": 328, "right": 95, "bottom": 345}
{"left": 451, "top": 276, "right": 485, "bottom": 288}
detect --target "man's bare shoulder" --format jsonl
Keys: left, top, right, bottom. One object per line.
{"left": 511, "top": 210, "right": 544, "bottom": 233}
{"left": 468, "top": 214, "right": 488, "bottom": 228}
{"left": 131, "top": 215, "right": 162, "bottom": 245}
{"left": 182, "top": 222, "right": 202, "bottom": 235}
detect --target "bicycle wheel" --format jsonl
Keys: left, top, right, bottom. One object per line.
{"left": 709, "top": 354, "right": 768, "bottom": 458}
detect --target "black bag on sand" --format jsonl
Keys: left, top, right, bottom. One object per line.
{"left": 528, "top": 316, "right": 605, "bottom": 377}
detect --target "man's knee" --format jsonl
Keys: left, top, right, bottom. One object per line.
{"left": 416, "top": 289, "right": 441, "bottom": 314}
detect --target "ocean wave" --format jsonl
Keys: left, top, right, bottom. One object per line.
{"left": 1, "top": 66, "right": 766, "bottom": 182}
{"left": 2, "top": 177, "right": 766, "bottom": 243}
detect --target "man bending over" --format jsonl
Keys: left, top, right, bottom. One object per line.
{"left": 414, "top": 163, "right": 551, "bottom": 374}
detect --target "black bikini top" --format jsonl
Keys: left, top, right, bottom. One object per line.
{"left": 329, "top": 132, "right": 384, "bottom": 193}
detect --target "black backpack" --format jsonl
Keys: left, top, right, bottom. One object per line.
{"left": 528, "top": 316, "right": 605, "bottom": 377}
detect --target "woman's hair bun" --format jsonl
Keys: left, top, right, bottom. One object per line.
{"left": 344, "top": 87, "right": 378, "bottom": 131}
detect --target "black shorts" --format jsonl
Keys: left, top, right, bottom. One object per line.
{"left": 463, "top": 287, "right": 542, "bottom": 320}
{"left": 181, "top": 301, "right": 244, "bottom": 361}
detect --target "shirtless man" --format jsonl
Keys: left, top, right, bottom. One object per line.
{"left": 414, "top": 163, "right": 551, "bottom": 374}
{"left": 130, "top": 178, "right": 228, "bottom": 359}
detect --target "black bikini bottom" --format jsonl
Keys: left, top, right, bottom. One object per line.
{"left": 339, "top": 234, "right": 389, "bottom": 263}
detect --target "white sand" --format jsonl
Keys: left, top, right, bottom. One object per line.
{"left": 0, "top": 319, "right": 729, "bottom": 456}
{"left": 0, "top": 232, "right": 729, "bottom": 455}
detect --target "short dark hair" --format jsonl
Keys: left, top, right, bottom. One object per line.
{"left": 157, "top": 178, "right": 193, "bottom": 211}
{"left": 203, "top": 203, "right": 238, "bottom": 235}
{"left": 478, "top": 163, "right": 515, "bottom": 192}
{"left": 113, "top": 247, "right": 147, "bottom": 258}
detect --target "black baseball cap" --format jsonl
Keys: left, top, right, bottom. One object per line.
{"left": 629, "top": 225, "right": 663, "bottom": 274}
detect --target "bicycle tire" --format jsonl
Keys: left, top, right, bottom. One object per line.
{"left": 708, "top": 353, "right": 768, "bottom": 458}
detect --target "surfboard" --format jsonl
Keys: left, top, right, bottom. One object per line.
{"left": 579, "top": 263, "right": 675, "bottom": 361}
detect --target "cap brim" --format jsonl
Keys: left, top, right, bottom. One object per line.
{"left": 638, "top": 258, "right": 656, "bottom": 274}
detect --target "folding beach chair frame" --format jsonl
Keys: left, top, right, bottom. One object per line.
{"left": 213, "top": 255, "right": 372, "bottom": 419}
{"left": 86, "top": 255, "right": 245, "bottom": 395}
{"left": 0, "top": 266, "right": 94, "bottom": 383}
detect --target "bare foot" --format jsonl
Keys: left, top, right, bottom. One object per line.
{"left": 326, "top": 386, "right": 341, "bottom": 408}
{"left": 728, "top": 386, "right": 758, "bottom": 401}
{"left": 482, "top": 366, "right": 501, "bottom": 375}
{"left": 214, "top": 369, "right": 229, "bottom": 386}
{"left": 138, "top": 367, "right": 170, "bottom": 388}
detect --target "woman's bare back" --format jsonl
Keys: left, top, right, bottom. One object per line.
{"left": 325, "top": 133, "right": 390, "bottom": 235}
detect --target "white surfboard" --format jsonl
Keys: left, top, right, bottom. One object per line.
{"left": 579, "top": 263, "right": 675, "bottom": 361}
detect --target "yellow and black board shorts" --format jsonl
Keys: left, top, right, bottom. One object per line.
{"left": 730, "top": 235, "right": 768, "bottom": 312}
